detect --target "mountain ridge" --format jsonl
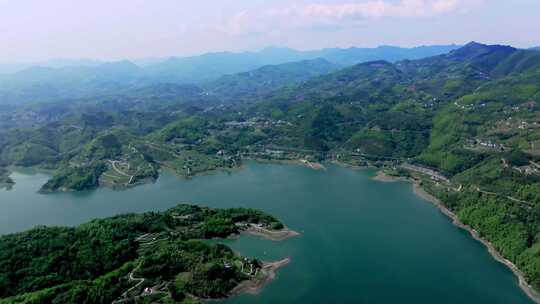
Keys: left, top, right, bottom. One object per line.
{"left": 0, "top": 44, "right": 461, "bottom": 104}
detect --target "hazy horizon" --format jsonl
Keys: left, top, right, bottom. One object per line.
{"left": 0, "top": 43, "right": 465, "bottom": 65}
{"left": 1, "top": 0, "right": 540, "bottom": 63}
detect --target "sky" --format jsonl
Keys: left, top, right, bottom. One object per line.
{"left": 1, "top": 0, "right": 539, "bottom": 62}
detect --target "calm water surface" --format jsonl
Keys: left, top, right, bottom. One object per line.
{"left": 0, "top": 162, "right": 533, "bottom": 304}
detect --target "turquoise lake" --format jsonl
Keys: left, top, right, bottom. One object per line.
{"left": 0, "top": 162, "right": 533, "bottom": 303}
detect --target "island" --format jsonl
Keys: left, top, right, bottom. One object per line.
{"left": 0, "top": 204, "right": 298, "bottom": 304}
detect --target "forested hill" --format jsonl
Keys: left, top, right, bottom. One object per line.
{"left": 0, "top": 204, "right": 285, "bottom": 304}
{"left": 204, "top": 58, "right": 340, "bottom": 102}
{"left": 274, "top": 42, "right": 540, "bottom": 104}
{"left": 243, "top": 42, "right": 540, "bottom": 171}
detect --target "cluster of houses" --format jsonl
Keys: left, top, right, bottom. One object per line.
{"left": 454, "top": 101, "right": 492, "bottom": 111}
{"left": 514, "top": 165, "right": 540, "bottom": 176}
{"left": 517, "top": 120, "right": 540, "bottom": 130}
{"left": 467, "top": 139, "right": 506, "bottom": 152}
{"left": 423, "top": 97, "right": 441, "bottom": 108}
{"left": 224, "top": 118, "right": 292, "bottom": 129}
{"left": 401, "top": 163, "right": 450, "bottom": 183}
{"left": 223, "top": 257, "right": 258, "bottom": 276}
{"left": 500, "top": 117, "right": 539, "bottom": 131}
{"left": 478, "top": 140, "right": 505, "bottom": 151}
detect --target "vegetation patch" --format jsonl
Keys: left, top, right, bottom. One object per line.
{"left": 0, "top": 204, "right": 288, "bottom": 304}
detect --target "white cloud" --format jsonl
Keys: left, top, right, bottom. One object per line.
{"left": 221, "top": 0, "right": 485, "bottom": 35}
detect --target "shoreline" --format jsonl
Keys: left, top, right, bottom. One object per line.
{"left": 242, "top": 225, "right": 300, "bottom": 241}
{"left": 230, "top": 257, "right": 291, "bottom": 296}
{"left": 413, "top": 183, "right": 540, "bottom": 304}
{"left": 158, "top": 162, "right": 245, "bottom": 179}
{"left": 15, "top": 157, "right": 320, "bottom": 194}
{"left": 373, "top": 170, "right": 540, "bottom": 304}
{"left": 299, "top": 159, "right": 325, "bottom": 170}
{"left": 0, "top": 183, "right": 14, "bottom": 191}
{"left": 245, "top": 157, "right": 325, "bottom": 171}
{"left": 330, "top": 160, "right": 368, "bottom": 170}
{"left": 371, "top": 170, "right": 409, "bottom": 183}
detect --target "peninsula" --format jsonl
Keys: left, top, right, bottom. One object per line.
{"left": 0, "top": 204, "right": 298, "bottom": 304}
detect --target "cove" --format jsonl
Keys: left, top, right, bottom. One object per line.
{"left": 0, "top": 162, "right": 534, "bottom": 304}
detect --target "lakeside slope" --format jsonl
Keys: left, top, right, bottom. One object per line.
{"left": 373, "top": 170, "right": 540, "bottom": 304}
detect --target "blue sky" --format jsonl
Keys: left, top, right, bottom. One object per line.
{"left": 1, "top": 0, "right": 539, "bottom": 62}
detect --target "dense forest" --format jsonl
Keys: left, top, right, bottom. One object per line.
{"left": 0, "top": 204, "right": 284, "bottom": 303}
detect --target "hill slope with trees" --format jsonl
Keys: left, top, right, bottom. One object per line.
{"left": 0, "top": 204, "right": 285, "bottom": 304}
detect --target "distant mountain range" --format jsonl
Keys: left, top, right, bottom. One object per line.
{"left": 0, "top": 44, "right": 460, "bottom": 104}
{"left": 0, "top": 44, "right": 460, "bottom": 75}
{"left": 0, "top": 59, "right": 103, "bottom": 75}
{"left": 282, "top": 42, "right": 540, "bottom": 105}
{"left": 141, "top": 45, "right": 461, "bottom": 83}
{"left": 203, "top": 58, "right": 341, "bottom": 101}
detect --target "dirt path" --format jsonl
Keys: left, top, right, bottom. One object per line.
{"left": 107, "top": 160, "right": 137, "bottom": 186}
{"left": 112, "top": 266, "right": 145, "bottom": 304}
{"left": 476, "top": 187, "right": 534, "bottom": 208}
{"left": 144, "top": 141, "right": 182, "bottom": 158}
{"left": 109, "top": 160, "right": 130, "bottom": 177}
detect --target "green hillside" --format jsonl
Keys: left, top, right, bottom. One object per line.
{"left": 0, "top": 204, "right": 284, "bottom": 304}
{"left": 205, "top": 58, "right": 340, "bottom": 102}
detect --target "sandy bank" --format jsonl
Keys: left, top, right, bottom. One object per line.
{"left": 299, "top": 159, "right": 325, "bottom": 170}
{"left": 231, "top": 258, "right": 291, "bottom": 296}
{"left": 244, "top": 157, "right": 326, "bottom": 171}
{"left": 242, "top": 225, "right": 300, "bottom": 241}
{"left": 371, "top": 170, "right": 409, "bottom": 182}
{"left": 330, "top": 160, "right": 370, "bottom": 170}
